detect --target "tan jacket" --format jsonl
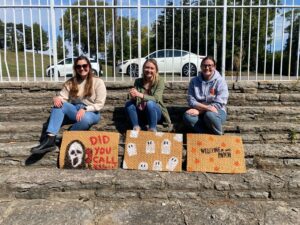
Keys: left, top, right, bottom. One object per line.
{"left": 59, "top": 77, "right": 107, "bottom": 112}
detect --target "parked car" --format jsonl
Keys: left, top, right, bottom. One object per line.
{"left": 116, "top": 49, "right": 205, "bottom": 77}
{"left": 46, "top": 57, "right": 102, "bottom": 77}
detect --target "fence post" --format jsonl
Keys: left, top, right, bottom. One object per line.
{"left": 50, "top": 0, "right": 58, "bottom": 81}
{"left": 221, "top": 0, "right": 227, "bottom": 76}
{"left": 137, "top": 0, "right": 142, "bottom": 77}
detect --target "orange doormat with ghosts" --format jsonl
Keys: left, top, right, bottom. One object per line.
{"left": 59, "top": 131, "right": 119, "bottom": 169}
{"left": 187, "top": 134, "right": 246, "bottom": 173}
{"left": 123, "top": 130, "right": 183, "bottom": 172}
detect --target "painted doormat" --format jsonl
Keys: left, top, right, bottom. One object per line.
{"left": 59, "top": 131, "right": 120, "bottom": 169}
{"left": 123, "top": 130, "right": 183, "bottom": 172}
{"left": 187, "top": 134, "right": 246, "bottom": 173}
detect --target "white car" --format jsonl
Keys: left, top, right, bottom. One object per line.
{"left": 116, "top": 49, "right": 205, "bottom": 77}
{"left": 46, "top": 57, "right": 101, "bottom": 77}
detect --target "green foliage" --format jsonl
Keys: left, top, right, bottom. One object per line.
{"left": 0, "top": 21, "right": 48, "bottom": 53}
{"left": 288, "top": 129, "right": 298, "bottom": 144}
{"left": 151, "top": 0, "right": 278, "bottom": 73}
{"left": 57, "top": 35, "right": 69, "bottom": 60}
{"left": 283, "top": 9, "right": 300, "bottom": 76}
{"left": 60, "top": 0, "right": 113, "bottom": 57}
{"left": 60, "top": 0, "right": 151, "bottom": 61}
{"left": 32, "top": 23, "right": 48, "bottom": 53}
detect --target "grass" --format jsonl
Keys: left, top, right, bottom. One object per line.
{"left": 288, "top": 129, "right": 298, "bottom": 144}
{"left": 0, "top": 50, "right": 115, "bottom": 79}
{"left": 0, "top": 49, "right": 51, "bottom": 78}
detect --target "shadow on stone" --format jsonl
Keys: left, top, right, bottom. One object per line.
{"left": 25, "top": 152, "right": 48, "bottom": 166}
{"left": 113, "top": 107, "right": 130, "bottom": 134}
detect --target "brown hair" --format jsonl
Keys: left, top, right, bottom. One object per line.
{"left": 65, "top": 55, "right": 94, "bottom": 99}
{"left": 142, "top": 58, "right": 159, "bottom": 86}
{"left": 201, "top": 56, "right": 216, "bottom": 67}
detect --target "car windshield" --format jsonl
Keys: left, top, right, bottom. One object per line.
{"left": 173, "top": 50, "right": 188, "bottom": 57}
{"left": 146, "top": 50, "right": 188, "bottom": 59}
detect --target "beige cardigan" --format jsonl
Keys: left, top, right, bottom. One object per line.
{"left": 59, "top": 77, "right": 107, "bottom": 112}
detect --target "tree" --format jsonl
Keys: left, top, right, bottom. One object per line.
{"left": 283, "top": 9, "right": 300, "bottom": 76}
{"left": 57, "top": 35, "right": 69, "bottom": 59}
{"left": 0, "top": 20, "right": 48, "bottom": 53}
{"left": 32, "top": 23, "right": 48, "bottom": 53}
{"left": 60, "top": 0, "right": 113, "bottom": 57}
{"left": 151, "top": 0, "right": 277, "bottom": 73}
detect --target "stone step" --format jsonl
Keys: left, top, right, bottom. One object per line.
{"left": 0, "top": 142, "right": 299, "bottom": 169}
{"left": 0, "top": 121, "right": 299, "bottom": 144}
{"left": 0, "top": 103, "right": 299, "bottom": 123}
{"left": 2, "top": 91, "right": 300, "bottom": 107}
{"left": 1, "top": 105, "right": 300, "bottom": 123}
{"left": 1, "top": 80, "right": 300, "bottom": 92}
{"left": 0, "top": 166, "right": 299, "bottom": 201}
{"left": 0, "top": 198, "right": 298, "bottom": 225}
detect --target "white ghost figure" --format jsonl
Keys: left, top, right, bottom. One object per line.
{"left": 123, "top": 160, "right": 128, "bottom": 169}
{"left": 152, "top": 160, "right": 162, "bottom": 171}
{"left": 145, "top": 140, "right": 155, "bottom": 154}
{"left": 166, "top": 157, "right": 179, "bottom": 171}
{"left": 155, "top": 132, "right": 164, "bottom": 137}
{"left": 68, "top": 141, "right": 84, "bottom": 168}
{"left": 130, "top": 130, "right": 139, "bottom": 138}
{"left": 161, "top": 139, "right": 171, "bottom": 154}
{"left": 138, "top": 162, "right": 148, "bottom": 170}
{"left": 127, "top": 143, "right": 137, "bottom": 157}
{"left": 173, "top": 134, "right": 183, "bottom": 142}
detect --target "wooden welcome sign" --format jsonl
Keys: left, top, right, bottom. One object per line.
{"left": 123, "top": 130, "right": 183, "bottom": 172}
{"left": 187, "top": 134, "right": 246, "bottom": 173}
{"left": 59, "top": 131, "right": 119, "bottom": 169}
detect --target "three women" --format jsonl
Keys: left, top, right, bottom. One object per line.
{"left": 31, "top": 55, "right": 228, "bottom": 155}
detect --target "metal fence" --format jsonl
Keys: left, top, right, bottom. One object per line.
{"left": 0, "top": 0, "right": 299, "bottom": 82}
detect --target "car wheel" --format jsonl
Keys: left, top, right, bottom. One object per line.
{"left": 47, "top": 70, "right": 52, "bottom": 77}
{"left": 182, "top": 63, "right": 197, "bottom": 76}
{"left": 127, "top": 64, "right": 139, "bottom": 77}
{"left": 48, "top": 69, "right": 60, "bottom": 77}
{"left": 92, "top": 69, "right": 98, "bottom": 76}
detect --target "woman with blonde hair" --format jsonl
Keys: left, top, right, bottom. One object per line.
{"left": 125, "top": 59, "right": 171, "bottom": 132}
{"left": 31, "top": 55, "right": 107, "bottom": 154}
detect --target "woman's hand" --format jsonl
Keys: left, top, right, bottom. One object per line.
{"left": 186, "top": 108, "right": 201, "bottom": 116}
{"left": 129, "top": 88, "right": 143, "bottom": 99}
{"left": 207, "top": 105, "right": 218, "bottom": 113}
{"left": 76, "top": 108, "right": 86, "bottom": 121}
{"left": 53, "top": 96, "right": 63, "bottom": 108}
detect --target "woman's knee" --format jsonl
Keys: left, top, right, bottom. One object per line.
{"left": 82, "top": 113, "right": 100, "bottom": 126}
{"left": 125, "top": 101, "right": 136, "bottom": 111}
{"left": 183, "top": 112, "right": 196, "bottom": 125}
{"left": 146, "top": 100, "right": 157, "bottom": 109}
{"left": 203, "top": 112, "right": 223, "bottom": 135}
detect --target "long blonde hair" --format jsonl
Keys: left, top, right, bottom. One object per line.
{"left": 65, "top": 55, "right": 94, "bottom": 99}
{"left": 142, "top": 58, "right": 159, "bottom": 87}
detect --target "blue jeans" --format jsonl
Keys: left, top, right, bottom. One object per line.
{"left": 183, "top": 109, "right": 227, "bottom": 135}
{"left": 47, "top": 102, "right": 100, "bottom": 135}
{"left": 125, "top": 100, "right": 162, "bottom": 131}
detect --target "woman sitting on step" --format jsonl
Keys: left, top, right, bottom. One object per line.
{"left": 183, "top": 56, "right": 229, "bottom": 135}
{"left": 31, "top": 55, "right": 107, "bottom": 154}
{"left": 125, "top": 59, "right": 172, "bottom": 132}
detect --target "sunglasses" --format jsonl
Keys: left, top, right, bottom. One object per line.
{"left": 201, "top": 64, "right": 214, "bottom": 68}
{"left": 75, "top": 64, "right": 89, "bottom": 70}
